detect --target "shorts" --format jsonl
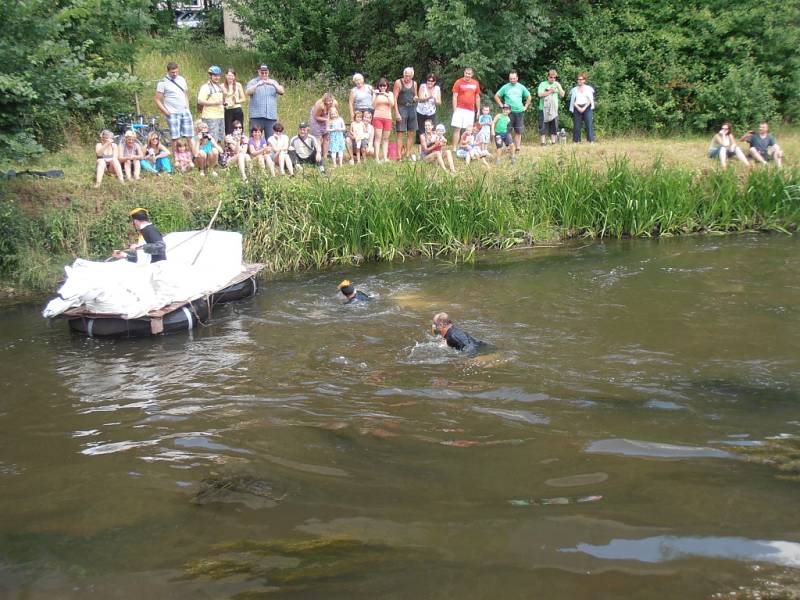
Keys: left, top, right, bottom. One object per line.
{"left": 372, "top": 116, "right": 393, "bottom": 132}
{"left": 752, "top": 147, "right": 774, "bottom": 161}
{"left": 708, "top": 147, "right": 736, "bottom": 159}
{"left": 495, "top": 132, "right": 513, "bottom": 148}
{"left": 167, "top": 111, "right": 194, "bottom": 140}
{"left": 456, "top": 148, "right": 470, "bottom": 159}
{"left": 538, "top": 110, "right": 558, "bottom": 136}
{"left": 396, "top": 105, "right": 418, "bottom": 132}
{"left": 476, "top": 128, "right": 490, "bottom": 144}
{"left": 204, "top": 118, "right": 225, "bottom": 144}
{"left": 353, "top": 139, "right": 369, "bottom": 149}
{"left": 451, "top": 107, "right": 475, "bottom": 130}
{"left": 508, "top": 111, "right": 525, "bottom": 134}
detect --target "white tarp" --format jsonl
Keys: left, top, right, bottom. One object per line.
{"left": 43, "top": 230, "right": 246, "bottom": 319}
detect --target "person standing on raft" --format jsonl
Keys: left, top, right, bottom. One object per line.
{"left": 431, "top": 312, "right": 486, "bottom": 354}
{"left": 112, "top": 208, "right": 167, "bottom": 263}
{"left": 338, "top": 279, "right": 371, "bottom": 304}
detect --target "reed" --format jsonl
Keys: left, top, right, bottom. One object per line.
{"left": 2, "top": 154, "right": 798, "bottom": 292}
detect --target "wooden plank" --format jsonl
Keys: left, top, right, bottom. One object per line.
{"left": 59, "top": 264, "right": 265, "bottom": 321}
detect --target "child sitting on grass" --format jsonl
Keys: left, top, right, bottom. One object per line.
{"left": 174, "top": 137, "right": 194, "bottom": 173}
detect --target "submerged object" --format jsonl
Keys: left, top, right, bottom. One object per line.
{"left": 43, "top": 230, "right": 264, "bottom": 337}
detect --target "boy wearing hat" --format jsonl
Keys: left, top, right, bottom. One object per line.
{"left": 338, "top": 280, "right": 371, "bottom": 304}
{"left": 198, "top": 66, "right": 225, "bottom": 143}
{"left": 112, "top": 208, "right": 166, "bottom": 264}
{"left": 246, "top": 65, "right": 285, "bottom": 139}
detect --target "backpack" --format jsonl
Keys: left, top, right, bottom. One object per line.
{"left": 543, "top": 92, "right": 559, "bottom": 122}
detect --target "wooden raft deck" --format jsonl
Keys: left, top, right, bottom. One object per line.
{"left": 61, "top": 263, "right": 265, "bottom": 322}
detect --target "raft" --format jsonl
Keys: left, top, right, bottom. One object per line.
{"left": 61, "top": 264, "right": 263, "bottom": 338}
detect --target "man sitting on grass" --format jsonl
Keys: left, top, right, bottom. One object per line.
{"left": 740, "top": 122, "right": 785, "bottom": 168}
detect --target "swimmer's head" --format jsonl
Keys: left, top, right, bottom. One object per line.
{"left": 338, "top": 279, "right": 355, "bottom": 296}
{"left": 432, "top": 312, "right": 451, "bottom": 336}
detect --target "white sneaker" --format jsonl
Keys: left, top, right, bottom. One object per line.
{"left": 349, "top": 159, "right": 355, "bottom": 165}
{"left": 410, "top": 154, "right": 417, "bottom": 162}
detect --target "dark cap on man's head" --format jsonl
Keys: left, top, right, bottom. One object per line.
{"left": 259, "top": 64, "right": 269, "bottom": 71}
{"left": 298, "top": 122, "right": 308, "bottom": 129}
{"left": 128, "top": 207, "right": 150, "bottom": 222}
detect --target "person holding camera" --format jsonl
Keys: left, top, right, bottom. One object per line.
{"left": 197, "top": 66, "right": 225, "bottom": 143}
{"left": 192, "top": 121, "right": 222, "bottom": 177}
{"left": 246, "top": 64, "right": 284, "bottom": 139}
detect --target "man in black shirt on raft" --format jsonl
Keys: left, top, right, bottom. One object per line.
{"left": 432, "top": 312, "right": 486, "bottom": 354}
{"left": 338, "top": 279, "right": 371, "bottom": 304}
{"left": 112, "top": 207, "right": 167, "bottom": 263}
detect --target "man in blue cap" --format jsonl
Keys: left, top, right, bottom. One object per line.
{"left": 198, "top": 66, "right": 225, "bottom": 143}
{"left": 246, "top": 64, "right": 285, "bottom": 139}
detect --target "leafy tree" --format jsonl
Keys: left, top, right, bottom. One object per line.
{"left": 0, "top": 0, "right": 149, "bottom": 162}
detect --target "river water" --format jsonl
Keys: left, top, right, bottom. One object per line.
{"left": 1, "top": 234, "right": 799, "bottom": 599}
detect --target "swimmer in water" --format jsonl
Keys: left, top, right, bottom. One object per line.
{"left": 338, "top": 279, "right": 371, "bottom": 304}
{"left": 431, "top": 312, "right": 486, "bottom": 354}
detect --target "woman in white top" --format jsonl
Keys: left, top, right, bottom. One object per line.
{"left": 415, "top": 73, "right": 441, "bottom": 144}
{"left": 348, "top": 73, "right": 374, "bottom": 120}
{"left": 568, "top": 72, "right": 596, "bottom": 143}
{"left": 708, "top": 122, "right": 750, "bottom": 168}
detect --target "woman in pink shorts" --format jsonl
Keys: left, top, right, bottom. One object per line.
{"left": 371, "top": 77, "right": 394, "bottom": 163}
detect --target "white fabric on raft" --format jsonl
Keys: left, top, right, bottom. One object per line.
{"left": 42, "top": 230, "right": 246, "bottom": 319}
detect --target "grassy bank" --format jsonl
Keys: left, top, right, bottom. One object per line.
{"left": 1, "top": 40, "right": 798, "bottom": 294}
{"left": 2, "top": 152, "right": 798, "bottom": 293}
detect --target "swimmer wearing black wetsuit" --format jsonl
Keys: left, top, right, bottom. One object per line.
{"left": 432, "top": 311, "right": 486, "bottom": 354}
{"left": 338, "top": 279, "right": 371, "bottom": 304}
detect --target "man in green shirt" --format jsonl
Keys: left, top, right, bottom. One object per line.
{"left": 494, "top": 71, "right": 531, "bottom": 151}
{"left": 536, "top": 69, "right": 566, "bottom": 146}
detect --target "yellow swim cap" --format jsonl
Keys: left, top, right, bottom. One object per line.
{"left": 128, "top": 207, "right": 149, "bottom": 218}
{"left": 337, "top": 279, "right": 352, "bottom": 290}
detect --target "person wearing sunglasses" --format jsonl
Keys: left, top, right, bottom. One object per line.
{"left": 708, "top": 122, "right": 750, "bottom": 168}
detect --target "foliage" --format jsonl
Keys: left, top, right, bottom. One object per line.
{"left": 540, "top": 0, "right": 800, "bottom": 132}
{"left": 228, "top": 0, "right": 549, "bottom": 87}
{"left": 0, "top": 0, "right": 149, "bottom": 162}
{"left": 3, "top": 158, "right": 798, "bottom": 291}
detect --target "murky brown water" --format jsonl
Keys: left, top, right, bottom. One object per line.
{"left": 1, "top": 234, "right": 799, "bottom": 599}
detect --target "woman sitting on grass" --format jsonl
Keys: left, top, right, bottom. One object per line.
{"left": 173, "top": 137, "right": 194, "bottom": 173}
{"left": 420, "top": 120, "right": 456, "bottom": 173}
{"left": 119, "top": 130, "right": 144, "bottom": 181}
{"left": 708, "top": 122, "right": 750, "bottom": 169}
{"left": 141, "top": 132, "right": 172, "bottom": 175}
{"left": 94, "top": 129, "right": 124, "bottom": 188}
{"left": 267, "top": 122, "right": 294, "bottom": 176}
{"left": 222, "top": 134, "right": 250, "bottom": 181}
{"left": 192, "top": 121, "right": 222, "bottom": 176}
{"left": 248, "top": 126, "right": 276, "bottom": 176}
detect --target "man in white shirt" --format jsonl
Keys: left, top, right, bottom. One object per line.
{"left": 155, "top": 62, "right": 193, "bottom": 155}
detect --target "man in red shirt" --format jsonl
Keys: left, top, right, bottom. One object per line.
{"left": 451, "top": 67, "right": 481, "bottom": 149}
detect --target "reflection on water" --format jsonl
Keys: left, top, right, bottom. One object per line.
{"left": 1, "top": 234, "right": 799, "bottom": 598}
{"left": 562, "top": 535, "right": 800, "bottom": 567}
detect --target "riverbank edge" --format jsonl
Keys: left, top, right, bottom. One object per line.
{"left": 1, "top": 156, "right": 798, "bottom": 296}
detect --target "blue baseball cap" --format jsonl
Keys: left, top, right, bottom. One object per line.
{"left": 208, "top": 66, "right": 222, "bottom": 75}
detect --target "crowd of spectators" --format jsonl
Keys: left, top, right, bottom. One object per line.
{"left": 93, "top": 61, "right": 785, "bottom": 186}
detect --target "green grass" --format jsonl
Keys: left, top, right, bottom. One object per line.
{"left": 2, "top": 41, "right": 799, "bottom": 294}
